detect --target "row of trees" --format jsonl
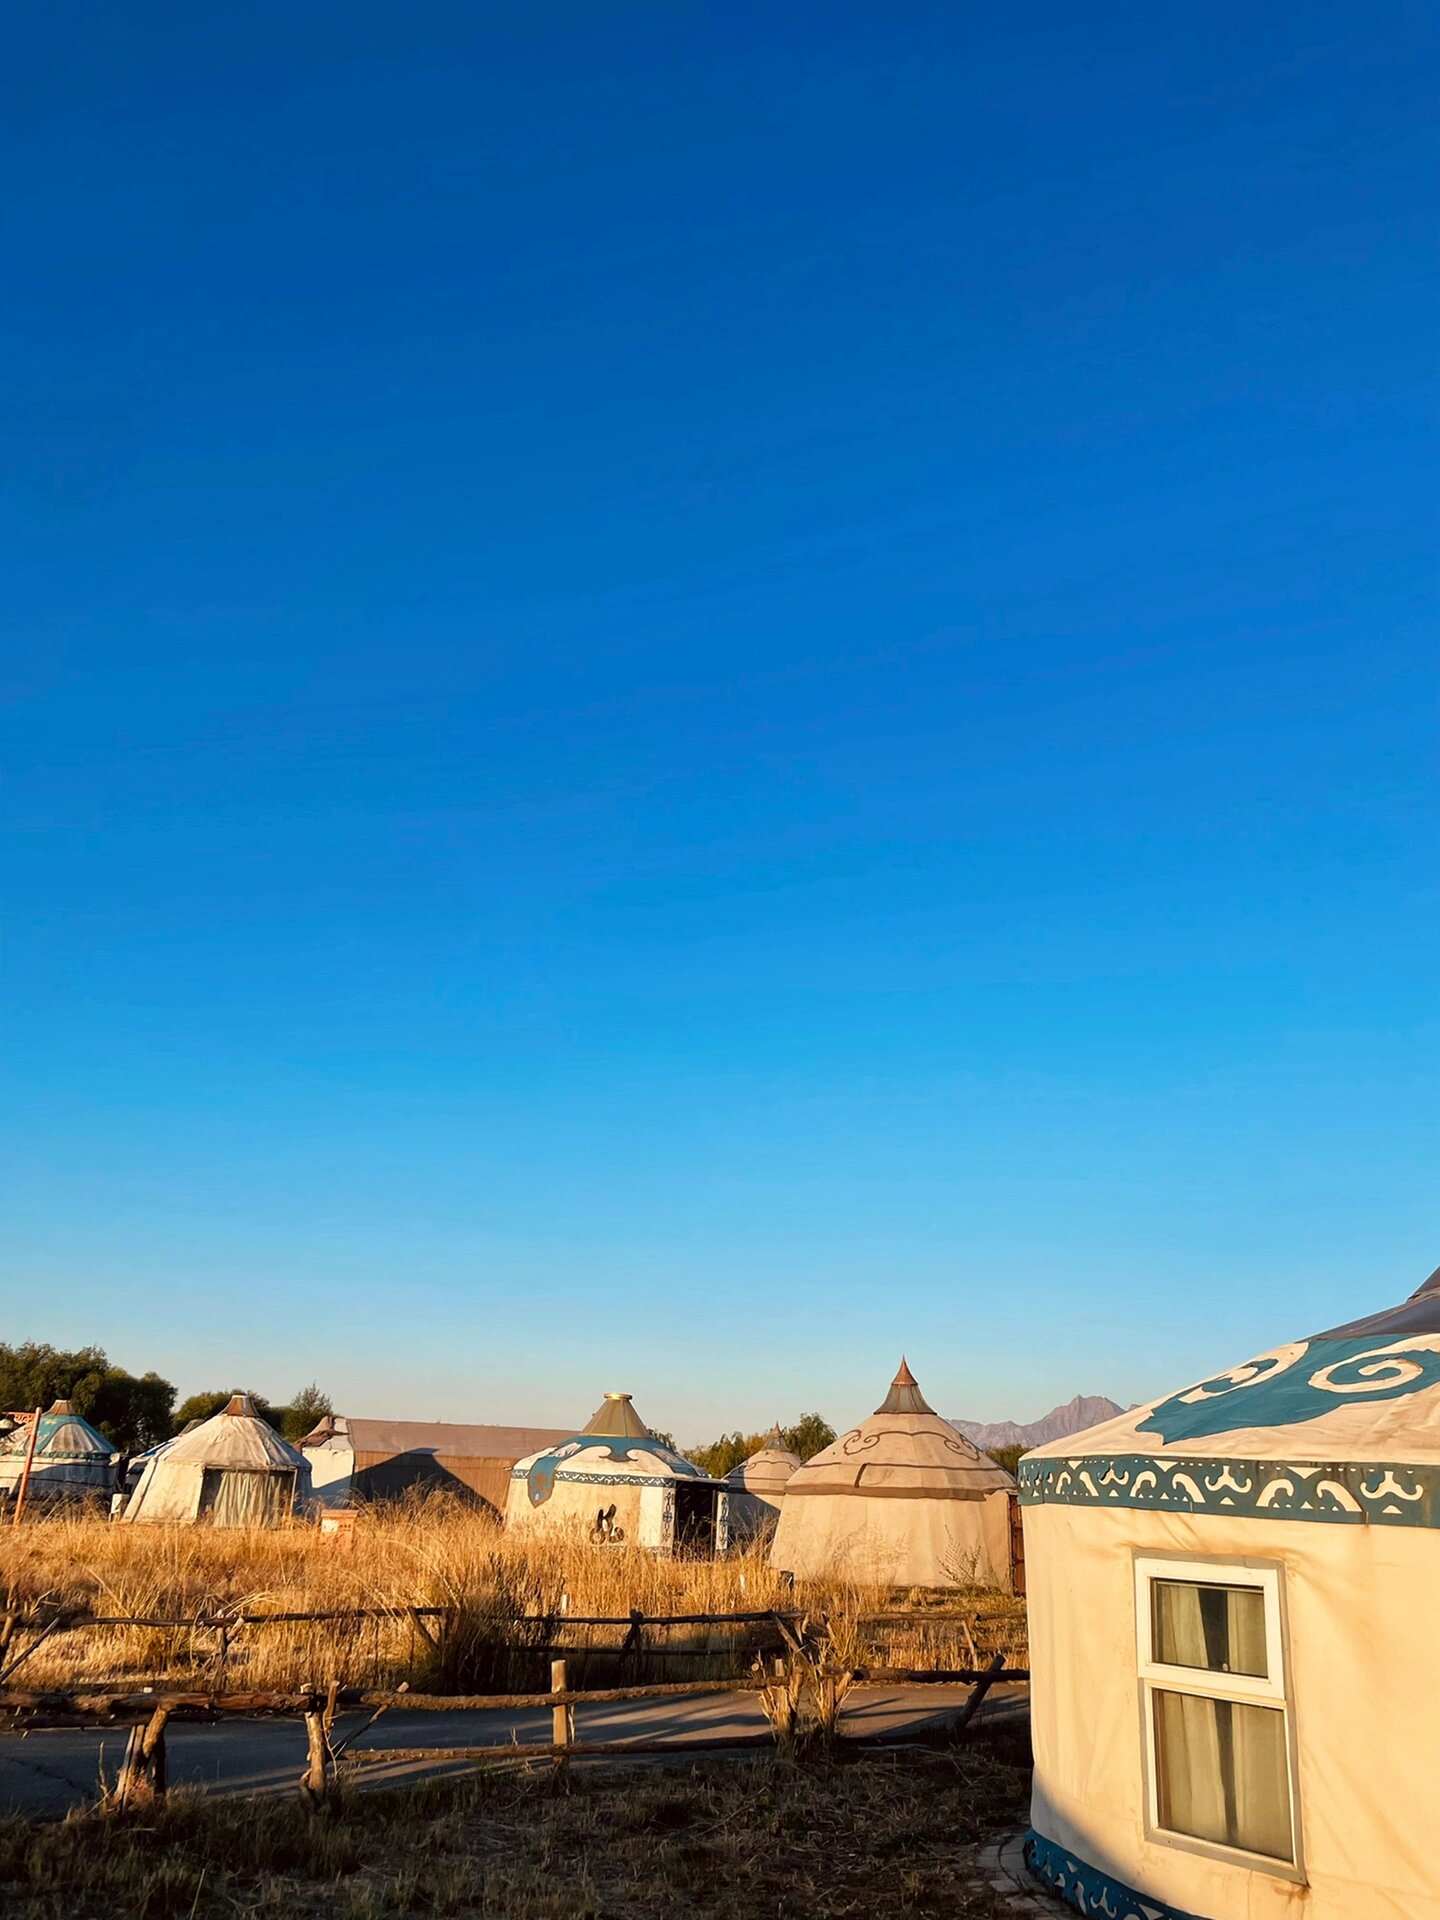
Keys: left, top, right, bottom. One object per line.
{"left": 0, "top": 1344, "right": 331, "bottom": 1454}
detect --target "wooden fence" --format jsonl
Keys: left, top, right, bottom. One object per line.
{"left": 0, "top": 1603, "right": 1028, "bottom": 1813}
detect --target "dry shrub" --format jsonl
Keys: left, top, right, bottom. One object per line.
{"left": 0, "top": 1501, "right": 1025, "bottom": 1692}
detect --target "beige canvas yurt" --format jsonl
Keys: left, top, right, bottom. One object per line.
{"left": 723, "top": 1426, "right": 802, "bottom": 1542}
{"left": 124, "top": 1394, "right": 310, "bottom": 1526}
{"left": 506, "top": 1391, "right": 727, "bottom": 1555}
{"left": 0, "top": 1401, "right": 119, "bottom": 1508}
{"left": 1021, "top": 1263, "right": 1440, "bottom": 1920}
{"left": 769, "top": 1360, "right": 1016, "bottom": 1588}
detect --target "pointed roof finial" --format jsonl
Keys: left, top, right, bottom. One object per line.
{"left": 876, "top": 1358, "right": 934, "bottom": 1416}
{"left": 765, "top": 1423, "right": 785, "bottom": 1446}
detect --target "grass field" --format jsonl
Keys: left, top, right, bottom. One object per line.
{"left": 0, "top": 1730, "right": 1034, "bottom": 1918}
{"left": 0, "top": 1501, "right": 1028, "bottom": 1693}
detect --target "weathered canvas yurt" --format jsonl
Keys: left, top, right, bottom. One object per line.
{"left": 769, "top": 1361, "right": 1017, "bottom": 1588}
{"left": 723, "top": 1426, "right": 802, "bottom": 1542}
{"left": 506, "top": 1391, "right": 727, "bottom": 1555}
{"left": 0, "top": 1401, "right": 119, "bottom": 1507}
{"left": 299, "top": 1414, "right": 571, "bottom": 1513}
{"left": 1021, "top": 1264, "right": 1440, "bottom": 1920}
{"left": 124, "top": 1394, "right": 311, "bottom": 1526}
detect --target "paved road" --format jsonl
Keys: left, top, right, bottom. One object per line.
{"left": 0, "top": 1683, "right": 1027, "bottom": 1816}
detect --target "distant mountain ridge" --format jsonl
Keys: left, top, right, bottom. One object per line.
{"left": 950, "top": 1394, "right": 1126, "bottom": 1451}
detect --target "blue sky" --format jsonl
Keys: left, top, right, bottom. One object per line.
{"left": 3, "top": 3, "right": 1435, "bottom": 1439}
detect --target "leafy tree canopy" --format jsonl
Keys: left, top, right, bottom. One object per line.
{"left": 280, "top": 1382, "right": 333, "bottom": 1442}
{"left": 986, "top": 1443, "right": 1024, "bottom": 1478}
{"left": 0, "top": 1343, "right": 175, "bottom": 1454}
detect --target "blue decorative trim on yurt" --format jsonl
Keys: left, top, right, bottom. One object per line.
{"left": 1018, "top": 1454, "right": 1440, "bottom": 1527}
{"left": 1025, "top": 1832, "right": 1204, "bottom": 1920}
{"left": 520, "top": 1436, "right": 704, "bottom": 1507}
{"left": 1135, "top": 1335, "right": 1440, "bottom": 1444}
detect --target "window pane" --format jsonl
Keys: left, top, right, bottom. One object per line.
{"left": 1152, "top": 1579, "right": 1267, "bottom": 1678}
{"left": 1154, "top": 1690, "right": 1292, "bottom": 1861}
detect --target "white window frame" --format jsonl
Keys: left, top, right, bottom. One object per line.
{"left": 1133, "top": 1552, "right": 1304, "bottom": 1883}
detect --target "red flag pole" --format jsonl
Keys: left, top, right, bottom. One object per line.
{"left": 11, "top": 1408, "right": 43, "bottom": 1527}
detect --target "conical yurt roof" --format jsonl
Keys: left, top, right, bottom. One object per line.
{"left": 0, "top": 1401, "right": 117, "bottom": 1461}
{"left": 1024, "top": 1262, "right": 1440, "bottom": 1480}
{"left": 512, "top": 1391, "right": 713, "bottom": 1489}
{"left": 783, "top": 1361, "right": 1015, "bottom": 1500}
{"left": 725, "top": 1425, "right": 803, "bottom": 1497}
{"left": 156, "top": 1395, "right": 307, "bottom": 1472}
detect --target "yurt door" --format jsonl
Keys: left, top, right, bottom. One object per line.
{"left": 1007, "top": 1493, "right": 1026, "bottom": 1597}
{"left": 673, "top": 1483, "right": 718, "bottom": 1558}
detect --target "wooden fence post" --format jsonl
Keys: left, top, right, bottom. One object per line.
{"left": 10, "top": 1410, "right": 42, "bottom": 1528}
{"left": 551, "top": 1659, "right": 572, "bottom": 1767}
{"left": 113, "top": 1705, "right": 170, "bottom": 1811}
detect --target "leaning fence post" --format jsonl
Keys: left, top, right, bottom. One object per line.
{"left": 300, "top": 1685, "right": 339, "bottom": 1811}
{"left": 113, "top": 1704, "right": 170, "bottom": 1812}
{"left": 551, "top": 1658, "right": 573, "bottom": 1766}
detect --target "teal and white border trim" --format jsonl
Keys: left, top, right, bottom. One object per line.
{"left": 1024, "top": 1830, "right": 1203, "bottom": 1920}
{"left": 1018, "top": 1454, "right": 1440, "bottom": 1528}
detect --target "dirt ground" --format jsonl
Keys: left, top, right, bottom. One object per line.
{"left": 0, "top": 1727, "right": 1032, "bottom": 1919}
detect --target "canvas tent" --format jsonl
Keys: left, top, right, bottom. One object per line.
{"left": 723, "top": 1426, "right": 802, "bottom": 1542}
{"left": 0, "top": 1401, "right": 119, "bottom": 1507}
{"left": 506, "top": 1391, "right": 728, "bottom": 1555}
{"left": 299, "top": 1415, "right": 571, "bottom": 1514}
{"left": 769, "top": 1360, "right": 1016, "bottom": 1589}
{"left": 1021, "top": 1262, "right": 1440, "bottom": 1920}
{"left": 125, "top": 1394, "right": 310, "bottom": 1526}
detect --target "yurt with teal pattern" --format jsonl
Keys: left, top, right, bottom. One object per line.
{"left": 0, "top": 1401, "right": 119, "bottom": 1507}
{"left": 505, "top": 1391, "right": 727, "bottom": 1556}
{"left": 1021, "top": 1262, "right": 1440, "bottom": 1920}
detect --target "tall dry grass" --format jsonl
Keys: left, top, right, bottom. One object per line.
{"left": 0, "top": 1498, "right": 1025, "bottom": 1692}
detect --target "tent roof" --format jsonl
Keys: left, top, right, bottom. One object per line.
{"left": 1026, "top": 1262, "right": 1440, "bottom": 1469}
{"left": 876, "top": 1358, "right": 933, "bottom": 1416}
{"left": 301, "top": 1416, "right": 571, "bottom": 1459}
{"left": 155, "top": 1395, "right": 307, "bottom": 1472}
{"left": 0, "top": 1406, "right": 116, "bottom": 1459}
{"left": 783, "top": 1364, "right": 1014, "bottom": 1500}
{"left": 725, "top": 1426, "right": 803, "bottom": 1493}
{"left": 583, "top": 1392, "right": 650, "bottom": 1440}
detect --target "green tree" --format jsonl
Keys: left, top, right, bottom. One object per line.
{"left": 782, "top": 1412, "right": 835, "bottom": 1462}
{"left": 279, "top": 1382, "right": 332, "bottom": 1442}
{"left": 0, "top": 1343, "right": 175, "bottom": 1453}
{"left": 173, "top": 1389, "right": 280, "bottom": 1433}
{"left": 986, "top": 1443, "right": 1024, "bottom": 1478}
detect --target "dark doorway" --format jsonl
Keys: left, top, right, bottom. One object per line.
{"left": 673, "top": 1482, "right": 718, "bottom": 1557}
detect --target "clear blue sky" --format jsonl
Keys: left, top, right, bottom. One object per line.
{"left": 3, "top": 3, "right": 1435, "bottom": 1440}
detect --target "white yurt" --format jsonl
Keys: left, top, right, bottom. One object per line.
{"left": 0, "top": 1401, "right": 119, "bottom": 1507}
{"left": 723, "top": 1426, "right": 802, "bottom": 1542}
{"left": 124, "top": 1394, "right": 311, "bottom": 1526}
{"left": 1021, "top": 1263, "right": 1440, "bottom": 1920}
{"left": 769, "top": 1360, "right": 1017, "bottom": 1588}
{"left": 506, "top": 1391, "right": 728, "bottom": 1555}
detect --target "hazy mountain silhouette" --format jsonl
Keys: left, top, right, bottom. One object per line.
{"left": 951, "top": 1393, "right": 1126, "bottom": 1451}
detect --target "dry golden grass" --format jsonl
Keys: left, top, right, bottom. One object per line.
{"left": 0, "top": 1501, "right": 1026, "bottom": 1693}
{"left": 0, "top": 1732, "right": 1033, "bottom": 1918}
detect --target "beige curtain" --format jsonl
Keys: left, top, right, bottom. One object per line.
{"left": 1151, "top": 1580, "right": 1291, "bottom": 1862}
{"left": 203, "top": 1469, "right": 293, "bottom": 1527}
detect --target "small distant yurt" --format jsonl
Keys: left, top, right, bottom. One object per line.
{"left": 770, "top": 1360, "right": 1016, "bottom": 1589}
{"left": 506, "top": 1391, "right": 727, "bottom": 1556}
{"left": 723, "top": 1426, "right": 802, "bottom": 1542}
{"left": 125, "top": 1394, "right": 311, "bottom": 1526}
{"left": 0, "top": 1401, "right": 119, "bottom": 1508}
{"left": 1021, "top": 1264, "right": 1440, "bottom": 1920}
